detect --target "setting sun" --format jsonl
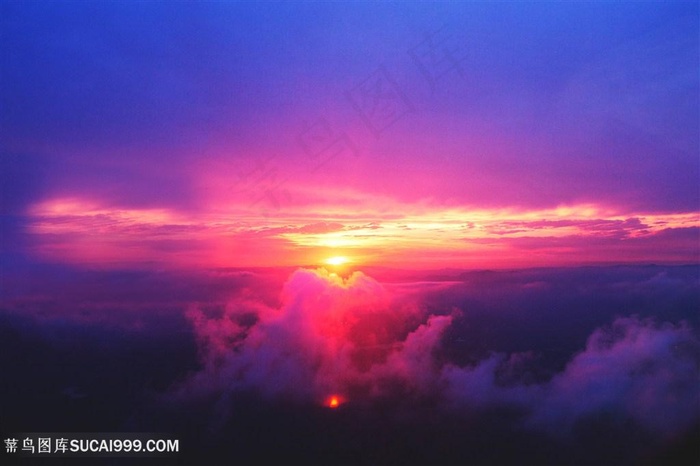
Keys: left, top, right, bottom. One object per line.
{"left": 324, "top": 256, "right": 350, "bottom": 266}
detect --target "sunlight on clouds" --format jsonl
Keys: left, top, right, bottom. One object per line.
{"left": 29, "top": 197, "right": 186, "bottom": 230}
{"left": 25, "top": 196, "right": 700, "bottom": 268}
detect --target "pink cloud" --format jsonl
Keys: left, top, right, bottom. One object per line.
{"left": 172, "top": 268, "right": 434, "bottom": 405}
{"left": 169, "top": 267, "right": 699, "bottom": 440}
{"left": 25, "top": 197, "right": 699, "bottom": 268}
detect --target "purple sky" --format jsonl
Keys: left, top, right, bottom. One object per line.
{"left": 1, "top": 1, "right": 698, "bottom": 268}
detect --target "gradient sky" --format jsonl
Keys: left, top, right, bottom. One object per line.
{"left": 1, "top": 1, "right": 698, "bottom": 269}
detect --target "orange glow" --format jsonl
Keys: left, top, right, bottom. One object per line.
{"left": 25, "top": 196, "right": 700, "bottom": 269}
{"left": 327, "top": 395, "right": 342, "bottom": 408}
{"left": 325, "top": 256, "right": 350, "bottom": 266}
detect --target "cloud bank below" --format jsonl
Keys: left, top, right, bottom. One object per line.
{"left": 172, "top": 267, "right": 699, "bottom": 440}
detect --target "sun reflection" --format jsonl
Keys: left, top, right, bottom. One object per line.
{"left": 326, "top": 395, "right": 343, "bottom": 408}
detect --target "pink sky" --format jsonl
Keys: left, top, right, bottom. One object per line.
{"left": 3, "top": 2, "right": 698, "bottom": 270}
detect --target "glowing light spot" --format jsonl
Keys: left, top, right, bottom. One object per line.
{"left": 327, "top": 395, "right": 342, "bottom": 408}
{"left": 325, "top": 256, "right": 349, "bottom": 266}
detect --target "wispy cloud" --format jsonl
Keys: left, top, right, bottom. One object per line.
{"left": 26, "top": 197, "right": 699, "bottom": 267}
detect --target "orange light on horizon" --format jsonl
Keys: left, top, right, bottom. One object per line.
{"left": 324, "top": 256, "right": 350, "bottom": 266}
{"left": 26, "top": 195, "right": 700, "bottom": 269}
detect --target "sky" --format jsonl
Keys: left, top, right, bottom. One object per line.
{"left": 1, "top": 1, "right": 699, "bottom": 269}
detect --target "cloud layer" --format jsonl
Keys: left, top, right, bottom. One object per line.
{"left": 2, "top": 264, "right": 698, "bottom": 464}
{"left": 174, "top": 267, "right": 700, "bottom": 440}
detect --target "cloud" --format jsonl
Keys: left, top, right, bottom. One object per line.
{"left": 173, "top": 268, "right": 437, "bottom": 404}
{"left": 172, "top": 267, "right": 699, "bottom": 440}
{"left": 442, "top": 316, "right": 699, "bottom": 438}
{"left": 2, "top": 264, "right": 697, "bottom": 464}
{"left": 442, "top": 352, "right": 542, "bottom": 409}
{"left": 24, "top": 195, "right": 700, "bottom": 269}
{"left": 528, "top": 317, "right": 699, "bottom": 436}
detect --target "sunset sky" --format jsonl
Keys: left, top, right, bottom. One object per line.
{"left": 2, "top": 4, "right": 699, "bottom": 465}
{"left": 2, "top": 1, "right": 698, "bottom": 269}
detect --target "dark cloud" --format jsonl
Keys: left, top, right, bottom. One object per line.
{"left": 529, "top": 317, "right": 699, "bottom": 436}
{"left": 467, "top": 227, "right": 700, "bottom": 265}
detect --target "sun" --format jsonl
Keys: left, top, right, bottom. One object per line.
{"left": 324, "top": 256, "right": 350, "bottom": 266}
